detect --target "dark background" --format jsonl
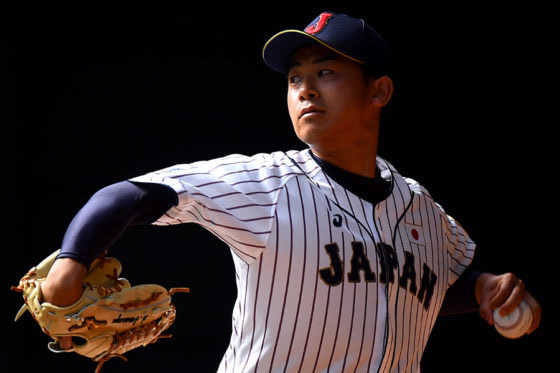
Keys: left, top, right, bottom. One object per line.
{"left": 8, "top": 1, "right": 556, "bottom": 372}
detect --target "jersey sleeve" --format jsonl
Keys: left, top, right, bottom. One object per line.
{"left": 405, "top": 177, "right": 476, "bottom": 287}
{"left": 129, "top": 152, "right": 298, "bottom": 263}
{"left": 441, "top": 208, "right": 477, "bottom": 286}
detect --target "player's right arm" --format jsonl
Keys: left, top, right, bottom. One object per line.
{"left": 40, "top": 181, "right": 177, "bottom": 348}
{"left": 55, "top": 181, "right": 177, "bottom": 267}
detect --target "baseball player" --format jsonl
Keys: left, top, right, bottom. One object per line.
{"left": 40, "top": 12, "right": 541, "bottom": 372}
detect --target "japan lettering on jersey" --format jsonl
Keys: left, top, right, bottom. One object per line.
{"left": 130, "top": 149, "right": 476, "bottom": 373}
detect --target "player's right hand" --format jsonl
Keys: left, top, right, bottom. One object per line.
{"left": 41, "top": 257, "right": 87, "bottom": 349}
{"left": 475, "top": 272, "right": 541, "bottom": 334}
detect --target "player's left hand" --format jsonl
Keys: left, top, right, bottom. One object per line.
{"left": 475, "top": 272, "right": 541, "bottom": 335}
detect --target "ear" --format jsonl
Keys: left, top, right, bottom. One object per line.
{"left": 370, "top": 75, "right": 394, "bottom": 107}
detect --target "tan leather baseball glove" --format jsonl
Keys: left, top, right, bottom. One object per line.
{"left": 11, "top": 250, "right": 189, "bottom": 372}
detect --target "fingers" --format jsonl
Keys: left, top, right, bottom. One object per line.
{"left": 478, "top": 305, "right": 494, "bottom": 325}
{"left": 476, "top": 272, "right": 524, "bottom": 324}
{"left": 492, "top": 274, "right": 525, "bottom": 316}
{"left": 476, "top": 272, "right": 542, "bottom": 337}
{"left": 478, "top": 297, "right": 495, "bottom": 325}
{"left": 59, "top": 336, "right": 74, "bottom": 350}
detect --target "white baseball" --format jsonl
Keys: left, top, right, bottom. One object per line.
{"left": 493, "top": 300, "right": 533, "bottom": 339}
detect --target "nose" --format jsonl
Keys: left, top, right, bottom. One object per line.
{"left": 299, "top": 77, "right": 319, "bottom": 101}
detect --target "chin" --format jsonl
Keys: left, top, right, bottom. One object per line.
{"left": 295, "top": 118, "right": 329, "bottom": 139}
{"left": 294, "top": 125, "right": 316, "bottom": 144}
{"left": 295, "top": 130, "right": 332, "bottom": 150}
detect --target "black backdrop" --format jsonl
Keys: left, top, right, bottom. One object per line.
{"left": 8, "top": 2, "right": 556, "bottom": 372}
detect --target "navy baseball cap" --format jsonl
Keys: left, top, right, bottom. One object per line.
{"left": 262, "top": 12, "right": 390, "bottom": 76}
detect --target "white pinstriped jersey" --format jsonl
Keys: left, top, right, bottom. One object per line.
{"left": 131, "top": 149, "right": 476, "bottom": 373}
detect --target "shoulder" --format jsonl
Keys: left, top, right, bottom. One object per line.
{"left": 404, "top": 176, "right": 433, "bottom": 199}
{"left": 377, "top": 156, "right": 434, "bottom": 201}
{"left": 149, "top": 151, "right": 302, "bottom": 177}
{"left": 198, "top": 150, "right": 309, "bottom": 179}
{"left": 132, "top": 150, "right": 314, "bottom": 192}
{"left": 178, "top": 151, "right": 313, "bottom": 195}
{"left": 386, "top": 161, "right": 449, "bottom": 219}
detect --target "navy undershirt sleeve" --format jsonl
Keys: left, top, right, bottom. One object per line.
{"left": 56, "top": 181, "right": 178, "bottom": 268}
{"left": 439, "top": 268, "right": 481, "bottom": 315}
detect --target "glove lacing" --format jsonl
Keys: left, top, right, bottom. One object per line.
{"left": 94, "top": 288, "right": 189, "bottom": 373}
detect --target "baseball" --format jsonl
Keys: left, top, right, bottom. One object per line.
{"left": 493, "top": 300, "right": 533, "bottom": 339}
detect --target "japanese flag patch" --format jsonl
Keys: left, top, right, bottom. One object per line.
{"left": 405, "top": 223, "right": 425, "bottom": 245}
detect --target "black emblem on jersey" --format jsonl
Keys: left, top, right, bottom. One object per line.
{"left": 319, "top": 241, "right": 438, "bottom": 310}
{"left": 347, "top": 241, "right": 376, "bottom": 283}
{"left": 319, "top": 243, "right": 343, "bottom": 285}
{"left": 332, "top": 214, "right": 343, "bottom": 227}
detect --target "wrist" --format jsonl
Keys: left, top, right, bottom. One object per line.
{"left": 42, "top": 258, "right": 87, "bottom": 306}
{"left": 475, "top": 272, "right": 493, "bottom": 305}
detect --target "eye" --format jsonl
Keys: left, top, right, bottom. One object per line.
{"left": 288, "top": 75, "right": 301, "bottom": 84}
{"left": 318, "top": 69, "right": 332, "bottom": 77}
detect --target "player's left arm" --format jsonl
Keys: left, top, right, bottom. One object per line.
{"left": 475, "top": 272, "right": 541, "bottom": 334}
{"left": 439, "top": 268, "right": 481, "bottom": 316}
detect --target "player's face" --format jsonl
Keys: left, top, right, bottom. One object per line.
{"left": 287, "top": 44, "right": 378, "bottom": 153}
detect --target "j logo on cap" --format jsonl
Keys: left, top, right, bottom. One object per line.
{"left": 305, "top": 12, "right": 333, "bottom": 34}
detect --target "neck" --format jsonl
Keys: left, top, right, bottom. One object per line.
{"left": 310, "top": 141, "right": 378, "bottom": 178}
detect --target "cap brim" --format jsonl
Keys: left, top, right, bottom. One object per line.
{"left": 262, "top": 29, "right": 364, "bottom": 74}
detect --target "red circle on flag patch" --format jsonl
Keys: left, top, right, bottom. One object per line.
{"left": 411, "top": 229, "right": 419, "bottom": 241}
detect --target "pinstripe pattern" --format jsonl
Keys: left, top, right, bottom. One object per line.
{"left": 130, "top": 149, "right": 476, "bottom": 372}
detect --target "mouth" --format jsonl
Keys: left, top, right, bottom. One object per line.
{"left": 299, "top": 106, "right": 325, "bottom": 119}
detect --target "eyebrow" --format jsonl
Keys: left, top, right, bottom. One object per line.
{"left": 288, "top": 54, "right": 338, "bottom": 70}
